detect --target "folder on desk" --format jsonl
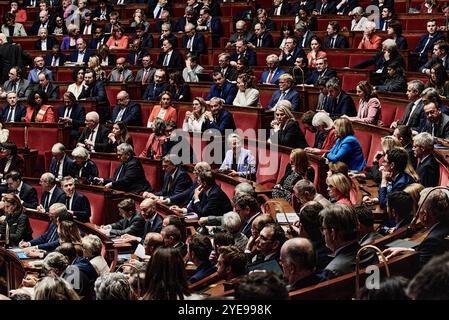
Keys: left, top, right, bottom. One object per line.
{"left": 385, "top": 239, "right": 419, "bottom": 249}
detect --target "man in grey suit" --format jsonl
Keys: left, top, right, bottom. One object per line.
{"left": 1, "top": 66, "right": 31, "bottom": 100}
{"left": 135, "top": 55, "right": 156, "bottom": 85}
{"left": 108, "top": 57, "right": 134, "bottom": 82}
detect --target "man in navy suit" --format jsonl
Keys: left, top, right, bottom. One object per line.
{"left": 267, "top": 73, "right": 300, "bottom": 111}
{"left": 60, "top": 176, "right": 91, "bottom": 222}
{"left": 143, "top": 155, "right": 192, "bottom": 201}
{"left": 78, "top": 69, "right": 110, "bottom": 122}
{"left": 89, "top": 27, "right": 107, "bottom": 49}
{"left": 313, "top": 0, "right": 337, "bottom": 15}
{"left": 35, "top": 27, "right": 56, "bottom": 51}
{"left": 49, "top": 143, "right": 74, "bottom": 180}
{"left": 45, "top": 44, "right": 67, "bottom": 67}
{"left": 36, "top": 72, "right": 59, "bottom": 100}
{"left": 202, "top": 97, "right": 236, "bottom": 135}
{"left": 182, "top": 23, "right": 206, "bottom": 57}
{"left": 176, "top": 6, "right": 197, "bottom": 32}
{"left": 135, "top": 23, "right": 153, "bottom": 48}
{"left": 324, "top": 77, "right": 357, "bottom": 118}
{"left": 230, "top": 40, "right": 257, "bottom": 66}
{"left": 413, "top": 132, "right": 440, "bottom": 188}
{"left": 188, "top": 234, "right": 217, "bottom": 284}
{"left": 58, "top": 91, "right": 86, "bottom": 141}
{"left": 419, "top": 40, "right": 449, "bottom": 75}
{"left": 206, "top": 71, "right": 238, "bottom": 105}
{"left": 157, "top": 39, "right": 185, "bottom": 71}
{"left": 127, "top": 38, "right": 149, "bottom": 67}
{"left": 279, "top": 37, "right": 306, "bottom": 67}
{"left": 37, "top": 172, "right": 66, "bottom": 213}
{"left": 30, "top": 10, "right": 54, "bottom": 35}
{"left": 416, "top": 19, "right": 446, "bottom": 67}
{"left": 142, "top": 69, "right": 169, "bottom": 100}
{"left": 269, "top": 0, "right": 291, "bottom": 16}
{"left": 295, "top": 22, "right": 314, "bottom": 49}
{"left": 187, "top": 171, "right": 233, "bottom": 217}
{"left": 249, "top": 23, "right": 274, "bottom": 49}
{"left": 20, "top": 203, "right": 70, "bottom": 252}
{"left": 80, "top": 12, "right": 96, "bottom": 35}
{"left": 6, "top": 171, "right": 38, "bottom": 209}
{"left": 305, "top": 57, "right": 337, "bottom": 85}
{"left": 259, "top": 54, "right": 286, "bottom": 85}
{"left": 196, "top": 7, "right": 221, "bottom": 47}
{"left": 100, "top": 143, "right": 153, "bottom": 194}
{"left": 213, "top": 53, "right": 238, "bottom": 82}
{"left": 323, "top": 21, "right": 349, "bottom": 49}
{"left": 69, "top": 38, "right": 91, "bottom": 65}
{"left": 1, "top": 92, "right": 26, "bottom": 123}
{"left": 111, "top": 91, "right": 142, "bottom": 126}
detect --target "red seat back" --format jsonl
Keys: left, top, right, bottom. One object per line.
{"left": 354, "top": 130, "right": 372, "bottom": 161}
{"left": 380, "top": 102, "right": 397, "bottom": 127}
{"left": 29, "top": 218, "right": 51, "bottom": 238}
{"left": 93, "top": 159, "right": 111, "bottom": 178}
{"left": 142, "top": 162, "right": 163, "bottom": 192}
{"left": 83, "top": 190, "right": 107, "bottom": 225}
{"left": 129, "top": 132, "right": 150, "bottom": 157}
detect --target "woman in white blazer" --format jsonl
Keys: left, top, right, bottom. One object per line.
{"left": 233, "top": 73, "right": 261, "bottom": 107}
{"left": 1, "top": 13, "right": 27, "bottom": 37}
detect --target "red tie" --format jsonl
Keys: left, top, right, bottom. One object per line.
{"left": 142, "top": 70, "right": 149, "bottom": 84}
{"left": 266, "top": 71, "right": 274, "bottom": 84}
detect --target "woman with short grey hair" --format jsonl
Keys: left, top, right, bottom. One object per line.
{"left": 70, "top": 146, "right": 99, "bottom": 183}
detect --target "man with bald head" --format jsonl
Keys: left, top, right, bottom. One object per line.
{"left": 77, "top": 111, "right": 110, "bottom": 152}
{"left": 109, "top": 57, "right": 134, "bottom": 82}
{"left": 69, "top": 38, "right": 91, "bottom": 65}
{"left": 111, "top": 91, "right": 142, "bottom": 126}
{"left": 182, "top": 22, "right": 206, "bottom": 57}
{"left": 280, "top": 238, "right": 321, "bottom": 291}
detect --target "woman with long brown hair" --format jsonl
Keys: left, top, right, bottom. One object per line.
{"left": 57, "top": 219, "right": 83, "bottom": 256}
{"left": 107, "top": 121, "right": 133, "bottom": 152}
{"left": 0, "top": 193, "right": 33, "bottom": 245}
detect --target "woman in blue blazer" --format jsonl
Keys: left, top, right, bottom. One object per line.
{"left": 325, "top": 118, "right": 366, "bottom": 171}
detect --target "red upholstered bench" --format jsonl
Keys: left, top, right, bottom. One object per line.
{"left": 7, "top": 127, "right": 25, "bottom": 147}
{"left": 439, "top": 165, "right": 449, "bottom": 186}
{"left": 105, "top": 86, "right": 122, "bottom": 107}
{"left": 366, "top": 133, "right": 383, "bottom": 166}
{"left": 326, "top": 51, "right": 350, "bottom": 68}
{"left": 29, "top": 218, "right": 50, "bottom": 238}
{"left": 381, "top": 101, "right": 399, "bottom": 127}
{"left": 232, "top": 109, "right": 261, "bottom": 132}
{"left": 82, "top": 190, "right": 107, "bottom": 225}
{"left": 141, "top": 161, "right": 163, "bottom": 192}
{"left": 349, "top": 54, "right": 375, "bottom": 70}
{"left": 341, "top": 73, "right": 367, "bottom": 92}
{"left": 354, "top": 129, "right": 372, "bottom": 161}
{"left": 129, "top": 132, "right": 150, "bottom": 157}
{"left": 93, "top": 159, "right": 111, "bottom": 178}
{"left": 215, "top": 181, "right": 235, "bottom": 202}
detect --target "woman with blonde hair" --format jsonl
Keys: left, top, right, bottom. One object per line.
{"left": 87, "top": 55, "right": 106, "bottom": 80}
{"left": 326, "top": 173, "right": 352, "bottom": 205}
{"left": 325, "top": 118, "right": 365, "bottom": 171}
{"left": 268, "top": 101, "right": 308, "bottom": 148}
{"left": 34, "top": 276, "right": 80, "bottom": 300}
{"left": 403, "top": 183, "right": 425, "bottom": 215}
{"left": 328, "top": 161, "right": 360, "bottom": 204}
{"left": 182, "top": 97, "right": 207, "bottom": 132}
{"left": 272, "top": 148, "right": 315, "bottom": 203}
{"left": 60, "top": 23, "right": 80, "bottom": 50}
{"left": 0, "top": 193, "right": 33, "bottom": 246}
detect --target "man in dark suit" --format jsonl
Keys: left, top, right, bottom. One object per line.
{"left": 279, "top": 37, "right": 306, "bottom": 67}
{"left": 393, "top": 124, "right": 417, "bottom": 168}
{"left": 422, "top": 101, "right": 449, "bottom": 139}
{"left": 267, "top": 73, "right": 300, "bottom": 111}
{"left": 419, "top": 40, "right": 449, "bottom": 74}
{"left": 155, "top": 10, "right": 176, "bottom": 33}
{"left": 176, "top": 6, "right": 197, "bottom": 32}
{"left": 249, "top": 23, "right": 274, "bottom": 49}
{"left": 45, "top": 44, "right": 67, "bottom": 67}
{"left": 305, "top": 57, "right": 337, "bottom": 85}
{"left": 188, "top": 234, "right": 217, "bottom": 284}
{"left": 89, "top": 27, "right": 107, "bottom": 49}
{"left": 323, "top": 21, "right": 349, "bottom": 49}
{"left": 269, "top": 0, "right": 291, "bottom": 16}
{"left": 58, "top": 91, "right": 86, "bottom": 141}
{"left": 230, "top": 39, "right": 257, "bottom": 66}
{"left": 69, "top": 38, "right": 91, "bottom": 65}
{"left": 383, "top": 189, "right": 449, "bottom": 267}
{"left": 101, "top": 198, "right": 145, "bottom": 237}
{"left": 281, "top": 238, "right": 321, "bottom": 291}
{"left": 202, "top": 96, "right": 236, "bottom": 134}
{"left": 289, "top": 0, "right": 315, "bottom": 14}
{"left": 294, "top": 22, "right": 314, "bottom": 49}
{"left": 127, "top": 38, "right": 149, "bottom": 67}
{"left": 161, "top": 224, "right": 187, "bottom": 257}
{"left": 142, "top": 69, "right": 169, "bottom": 100}
{"left": 149, "top": 0, "right": 173, "bottom": 19}
{"left": 415, "top": 19, "right": 445, "bottom": 67}
{"left": 186, "top": 171, "right": 233, "bottom": 217}
{"left": 80, "top": 12, "right": 96, "bottom": 36}
{"left": 135, "top": 23, "right": 153, "bottom": 48}
{"left": 213, "top": 53, "right": 238, "bottom": 82}
{"left": 259, "top": 54, "right": 286, "bottom": 85}
{"left": 143, "top": 155, "right": 192, "bottom": 201}
{"left": 77, "top": 111, "right": 110, "bottom": 153}
{"left": 6, "top": 171, "right": 38, "bottom": 209}
{"left": 135, "top": 55, "right": 156, "bottom": 85}
{"left": 111, "top": 91, "right": 142, "bottom": 126}
{"left": 101, "top": 143, "right": 153, "bottom": 194}
{"left": 206, "top": 71, "right": 238, "bottom": 105}
{"left": 248, "top": 223, "right": 286, "bottom": 267}
{"left": 384, "top": 191, "right": 413, "bottom": 234}
{"left": 36, "top": 72, "right": 59, "bottom": 100}
{"left": 1, "top": 67, "right": 31, "bottom": 100}
{"left": 1, "top": 92, "right": 26, "bottom": 123}
{"left": 196, "top": 7, "right": 221, "bottom": 47}
{"left": 391, "top": 80, "right": 426, "bottom": 131}
{"left": 30, "top": 10, "right": 54, "bottom": 35}
{"left": 78, "top": 69, "right": 110, "bottom": 122}
{"left": 313, "top": 0, "right": 337, "bottom": 15}
{"left": 157, "top": 39, "right": 185, "bottom": 71}
{"left": 182, "top": 23, "right": 206, "bottom": 57}
{"left": 35, "top": 27, "right": 56, "bottom": 51}
{"left": 61, "top": 176, "right": 91, "bottom": 223}
{"left": 413, "top": 132, "right": 440, "bottom": 188}
{"left": 158, "top": 22, "right": 178, "bottom": 49}
{"left": 324, "top": 77, "right": 357, "bottom": 118}
{"left": 319, "top": 205, "right": 377, "bottom": 281}
{"left": 49, "top": 143, "right": 74, "bottom": 180}
{"left": 37, "top": 172, "right": 66, "bottom": 213}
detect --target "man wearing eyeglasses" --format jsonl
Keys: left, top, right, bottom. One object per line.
{"left": 248, "top": 223, "right": 286, "bottom": 266}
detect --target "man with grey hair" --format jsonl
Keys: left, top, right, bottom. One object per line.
{"left": 384, "top": 188, "right": 449, "bottom": 266}
{"left": 280, "top": 238, "right": 320, "bottom": 291}
{"left": 27, "top": 55, "right": 53, "bottom": 84}
{"left": 267, "top": 73, "right": 300, "bottom": 111}
{"left": 95, "top": 273, "right": 134, "bottom": 300}
{"left": 324, "top": 77, "right": 357, "bottom": 118}
{"left": 49, "top": 143, "right": 74, "bottom": 180}
{"left": 260, "top": 54, "right": 286, "bottom": 85}
{"left": 61, "top": 175, "right": 91, "bottom": 222}
{"left": 413, "top": 132, "right": 440, "bottom": 187}
{"left": 97, "top": 143, "right": 152, "bottom": 194}
{"left": 419, "top": 40, "right": 449, "bottom": 74}
{"left": 391, "top": 80, "right": 425, "bottom": 131}
{"left": 20, "top": 203, "right": 69, "bottom": 252}
{"left": 202, "top": 95, "right": 236, "bottom": 134}
{"left": 77, "top": 111, "right": 110, "bottom": 152}
{"left": 82, "top": 234, "right": 109, "bottom": 275}
{"left": 1, "top": 91, "right": 26, "bottom": 123}
{"left": 293, "top": 179, "right": 331, "bottom": 208}
{"left": 111, "top": 90, "right": 142, "bottom": 126}
{"left": 1, "top": 66, "right": 31, "bottom": 99}
{"left": 37, "top": 173, "right": 65, "bottom": 213}
{"left": 42, "top": 252, "right": 69, "bottom": 276}
{"left": 222, "top": 211, "right": 248, "bottom": 250}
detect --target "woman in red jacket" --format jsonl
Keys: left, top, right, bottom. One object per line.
{"left": 146, "top": 91, "right": 177, "bottom": 128}
{"left": 25, "top": 90, "right": 55, "bottom": 123}
{"left": 304, "top": 112, "right": 336, "bottom": 155}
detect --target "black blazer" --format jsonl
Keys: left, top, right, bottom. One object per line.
{"left": 45, "top": 53, "right": 67, "bottom": 67}
{"left": 70, "top": 159, "right": 99, "bottom": 184}
{"left": 271, "top": 119, "right": 308, "bottom": 149}
{"left": 324, "top": 91, "right": 357, "bottom": 118}
{"left": 418, "top": 222, "right": 449, "bottom": 266}
{"left": 49, "top": 155, "right": 74, "bottom": 178}
{"left": 182, "top": 33, "right": 207, "bottom": 56}
{"left": 105, "top": 156, "right": 153, "bottom": 194}
{"left": 111, "top": 101, "right": 142, "bottom": 126}
{"left": 35, "top": 37, "right": 56, "bottom": 51}
{"left": 213, "top": 66, "right": 238, "bottom": 82}
{"left": 110, "top": 212, "right": 145, "bottom": 237}
{"left": 323, "top": 34, "right": 349, "bottom": 49}
{"left": 35, "top": 82, "right": 59, "bottom": 100}
{"left": 159, "top": 33, "right": 178, "bottom": 48}
{"left": 169, "top": 83, "right": 191, "bottom": 102}
{"left": 41, "top": 186, "right": 65, "bottom": 211}
{"left": 142, "top": 82, "right": 169, "bottom": 101}
{"left": 0, "top": 212, "right": 33, "bottom": 245}
{"left": 0, "top": 155, "right": 25, "bottom": 176}
{"left": 127, "top": 49, "right": 149, "bottom": 67}
{"left": 10, "top": 182, "right": 38, "bottom": 209}
{"left": 250, "top": 32, "right": 274, "bottom": 48}
{"left": 155, "top": 168, "right": 192, "bottom": 199}
{"left": 78, "top": 80, "right": 110, "bottom": 121}
{"left": 78, "top": 125, "right": 110, "bottom": 153}
{"left": 64, "top": 191, "right": 91, "bottom": 222}
{"left": 186, "top": 183, "right": 233, "bottom": 217}
{"left": 269, "top": 3, "right": 291, "bottom": 16}
{"left": 398, "top": 100, "right": 425, "bottom": 131}
{"left": 57, "top": 103, "right": 86, "bottom": 133}
{"left": 417, "top": 154, "right": 440, "bottom": 188}
{"left": 1, "top": 104, "right": 26, "bottom": 123}
{"left": 157, "top": 50, "right": 185, "bottom": 71}
{"left": 141, "top": 213, "right": 163, "bottom": 243}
